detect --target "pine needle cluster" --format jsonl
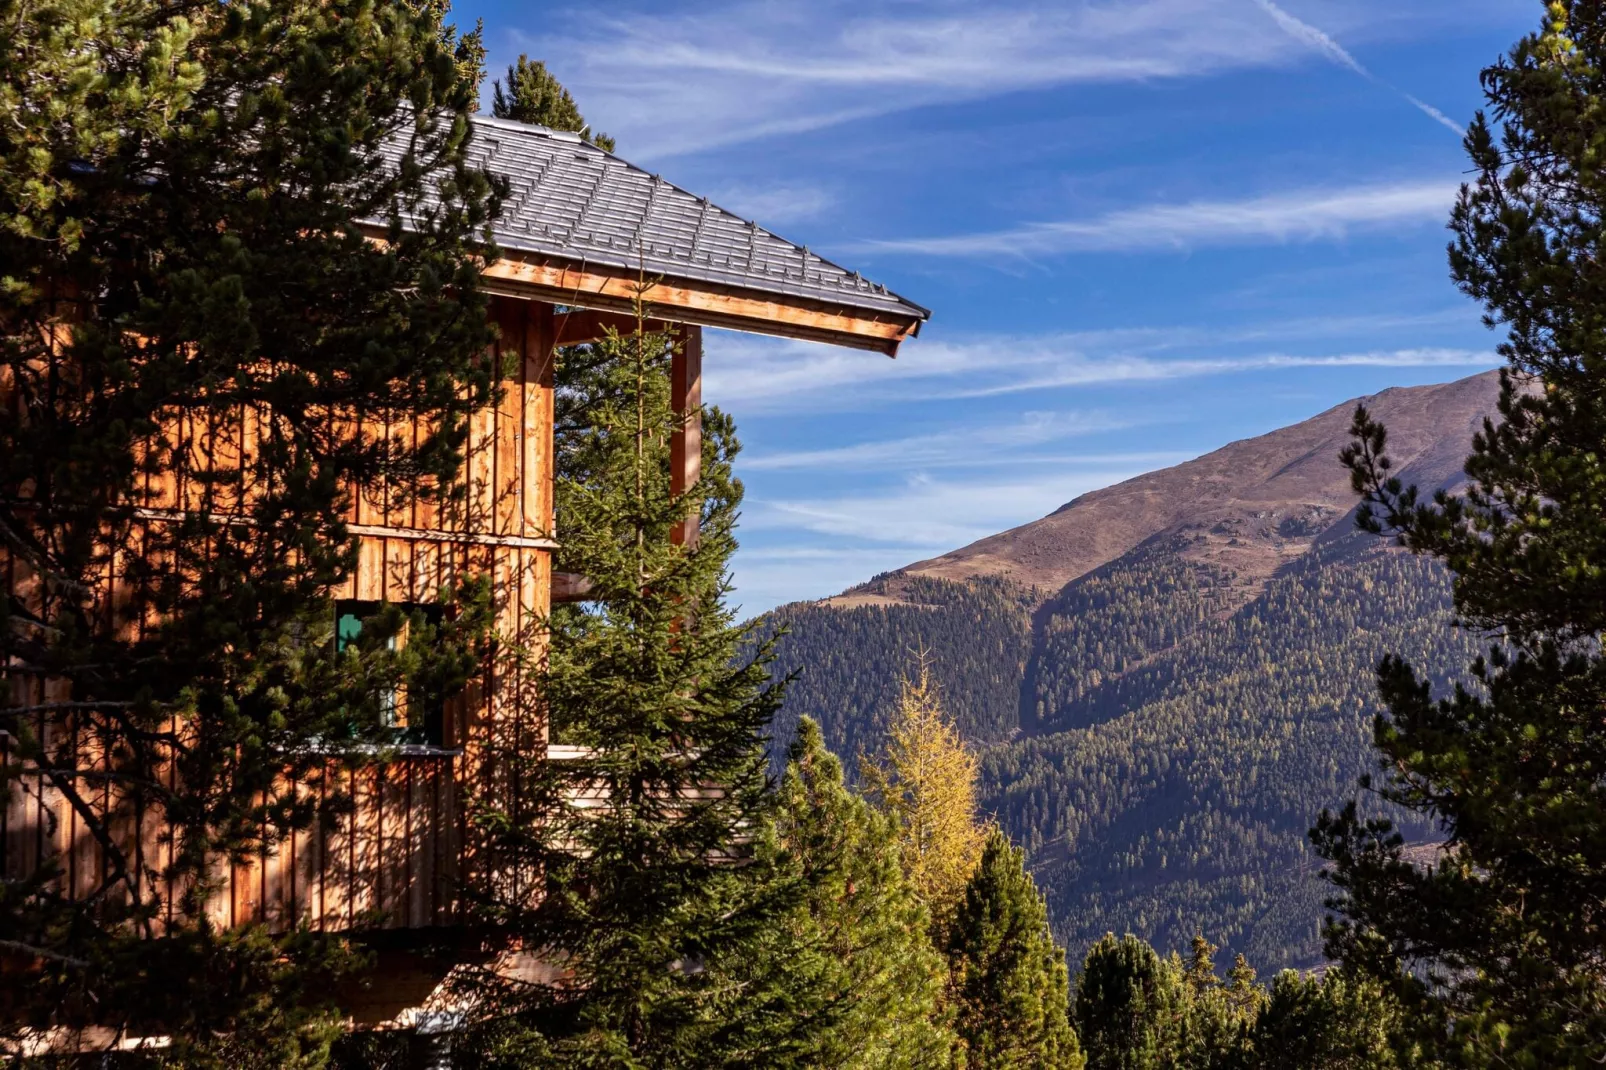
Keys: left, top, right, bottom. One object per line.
{"left": 1317, "top": 2, "right": 1606, "bottom": 1062}
{"left": 1, "top": 0, "right": 498, "bottom": 1051}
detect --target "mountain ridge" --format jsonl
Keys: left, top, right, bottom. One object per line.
{"left": 761, "top": 370, "right": 1501, "bottom": 968}
{"left": 861, "top": 370, "right": 1500, "bottom": 602}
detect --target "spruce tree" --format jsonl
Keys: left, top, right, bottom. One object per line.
{"left": 1176, "top": 938, "right": 1259, "bottom": 1070}
{"left": 0, "top": 0, "right": 497, "bottom": 1056}
{"left": 457, "top": 310, "right": 794, "bottom": 1066}
{"left": 1315, "top": 2, "right": 1606, "bottom": 1062}
{"left": 757, "top": 717, "right": 957, "bottom": 1069}
{"left": 491, "top": 55, "right": 615, "bottom": 151}
{"left": 862, "top": 664, "right": 987, "bottom": 924}
{"left": 945, "top": 829, "right": 1083, "bottom": 1069}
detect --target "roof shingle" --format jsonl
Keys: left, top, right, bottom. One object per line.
{"left": 423, "top": 116, "right": 928, "bottom": 325}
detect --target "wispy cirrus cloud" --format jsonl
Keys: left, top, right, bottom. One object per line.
{"left": 702, "top": 315, "right": 1497, "bottom": 413}
{"left": 1252, "top": 0, "right": 1464, "bottom": 136}
{"left": 941, "top": 347, "right": 1497, "bottom": 399}
{"left": 707, "top": 183, "right": 835, "bottom": 226}
{"left": 508, "top": 0, "right": 1376, "bottom": 159}
{"left": 747, "top": 469, "right": 1151, "bottom": 547}
{"left": 849, "top": 179, "right": 1458, "bottom": 258}
{"left": 744, "top": 411, "right": 1166, "bottom": 470}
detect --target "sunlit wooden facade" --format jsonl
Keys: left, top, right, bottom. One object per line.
{"left": 1, "top": 117, "right": 928, "bottom": 1041}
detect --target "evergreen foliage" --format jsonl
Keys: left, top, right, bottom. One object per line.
{"left": 491, "top": 55, "right": 616, "bottom": 151}
{"left": 766, "top": 537, "right": 1479, "bottom": 970}
{"left": 1179, "top": 937, "right": 1263, "bottom": 1069}
{"left": 765, "top": 717, "right": 957, "bottom": 1069}
{"left": 456, "top": 311, "right": 794, "bottom": 1065}
{"left": 861, "top": 665, "right": 988, "bottom": 924}
{"left": 1315, "top": 2, "right": 1606, "bottom": 1062}
{"left": 1249, "top": 969, "right": 1411, "bottom": 1069}
{"left": 993, "top": 540, "right": 1477, "bottom": 970}
{"left": 1074, "top": 933, "right": 1191, "bottom": 1070}
{"left": 1027, "top": 542, "right": 1242, "bottom": 733}
{"left": 0, "top": 0, "right": 496, "bottom": 1051}
{"left": 944, "top": 829, "right": 1083, "bottom": 1069}
{"left": 1074, "top": 932, "right": 1400, "bottom": 1070}
{"left": 761, "top": 573, "right": 1034, "bottom": 757}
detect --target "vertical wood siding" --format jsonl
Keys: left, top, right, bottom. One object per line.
{"left": 1, "top": 296, "right": 555, "bottom": 935}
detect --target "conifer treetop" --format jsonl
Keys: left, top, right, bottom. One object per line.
{"left": 491, "top": 54, "right": 616, "bottom": 152}
{"left": 861, "top": 658, "right": 987, "bottom": 922}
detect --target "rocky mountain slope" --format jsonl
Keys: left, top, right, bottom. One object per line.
{"left": 761, "top": 371, "right": 1501, "bottom": 969}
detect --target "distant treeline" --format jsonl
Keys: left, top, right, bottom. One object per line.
{"left": 759, "top": 536, "right": 1481, "bottom": 971}
{"left": 761, "top": 573, "right": 1037, "bottom": 760}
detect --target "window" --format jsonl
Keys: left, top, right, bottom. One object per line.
{"left": 334, "top": 599, "right": 447, "bottom": 749}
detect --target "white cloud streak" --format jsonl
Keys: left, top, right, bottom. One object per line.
{"left": 706, "top": 184, "right": 835, "bottom": 226}
{"left": 1254, "top": 0, "right": 1368, "bottom": 76}
{"left": 499, "top": 1, "right": 1481, "bottom": 160}
{"left": 507, "top": 1, "right": 1357, "bottom": 160}
{"left": 745, "top": 411, "right": 1164, "bottom": 470}
{"left": 701, "top": 314, "right": 1497, "bottom": 413}
{"left": 1405, "top": 95, "right": 1467, "bottom": 137}
{"left": 851, "top": 179, "right": 1457, "bottom": 258}
{"left": 941, "top": 347, "right": 1497, "bottom": 399}
{"left": 746, "top": 470, "right": 1146, "bottom": 548}
{"left": 1253, "top": 0, "right": 1463, "bottom": 136}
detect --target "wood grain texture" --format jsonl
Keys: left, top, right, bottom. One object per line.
{"left": 4, "top": 296, "right": 564, "bottom": 936}
{"left": 481, "top": 253, "right": 919, "bottom": 355}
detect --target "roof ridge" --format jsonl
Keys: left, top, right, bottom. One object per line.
{"left": 472, "top": 113, "right": 589, "bottom": 144}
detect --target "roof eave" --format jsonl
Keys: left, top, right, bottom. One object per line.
{"left": 479, "top": 249, "right": 925, "bottom": 357}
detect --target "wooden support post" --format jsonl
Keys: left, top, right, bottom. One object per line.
{"left": 670, "top": 325, "right": 702, "bottom": 549}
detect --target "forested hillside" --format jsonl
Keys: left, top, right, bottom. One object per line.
{"left": 763, "top": 574, "right": 1035, "bottom": 759}
{"left": 758, "top": 372, "right": 1499, "bottom": 971}
{"left": 764, "top": 537, "right": 1479, "bottom": 970}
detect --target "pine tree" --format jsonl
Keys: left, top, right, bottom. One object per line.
{"left": 1249, "top": 970, "right": 1411, "bottom": 1070}
{"left": 1316, "top": 2, "right": 1606, "bottom": 1062}
{"left": 0, "top": 0, "right": 496, "bottom": 1056}
{"left": 1175, "top": 938, "right": 1259, "bottom": 1070}
{"left": 491, "top": 55, "right": 615, "bottom": 151}
{"left": 1073, "top": 934, "right": 1190, "bottom": 1070}
{"left": 759, "top": 717, "right": 957, "bottom": 1069}
{"left": 945, "top": 828, "right": 1083, "bottom": 1069}
{"left": 457, "top": 308, "right": 795, "bottom": 1066}
{"left": 862, "top": 664, "right": 987, "bottom": 924}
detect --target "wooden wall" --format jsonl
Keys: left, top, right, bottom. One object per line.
{"left": 1, "top": 295, "right": 556, "bottom": 936}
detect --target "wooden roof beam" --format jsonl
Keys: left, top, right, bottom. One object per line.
{"left": 552, "top": 308, "right": 670, "bottom": 346}
{"left": 480, "top": 252, "right": 921, "bottom": 357}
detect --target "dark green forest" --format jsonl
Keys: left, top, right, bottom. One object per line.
{"left": 761, "top": 533, "right": 1482, "bottom": 970}
{"left": 764, "top": 574, "right": 1037, "bottom": 759}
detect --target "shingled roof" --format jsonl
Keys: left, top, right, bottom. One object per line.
{"left": 460, "top": 116, "right": 926, "bottom": 325}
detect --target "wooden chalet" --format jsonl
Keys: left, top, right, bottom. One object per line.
{"left": 1, "top": 116, "right": 928, "bottom": 1046}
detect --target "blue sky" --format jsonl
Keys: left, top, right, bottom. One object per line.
{"left": 453, "top": 0, "right": 1533, "bottom": 615}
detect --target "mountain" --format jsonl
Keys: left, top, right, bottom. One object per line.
{"left": 901, "top": 369, "right": 1495, "bottom": 600}
{"left": 761, "top": 371, "right": 1501, "bottom": 970}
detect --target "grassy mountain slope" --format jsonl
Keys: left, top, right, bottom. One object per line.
{"left": 900, "top": 371, "right": 1497, "bottom": 596}
{"left": 759, "top": 371, "right": 1500, "bottom": 969}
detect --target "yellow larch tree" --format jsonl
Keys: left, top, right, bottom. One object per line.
{"left": 861, "top": 659, "right": 988, "bottom": 924}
